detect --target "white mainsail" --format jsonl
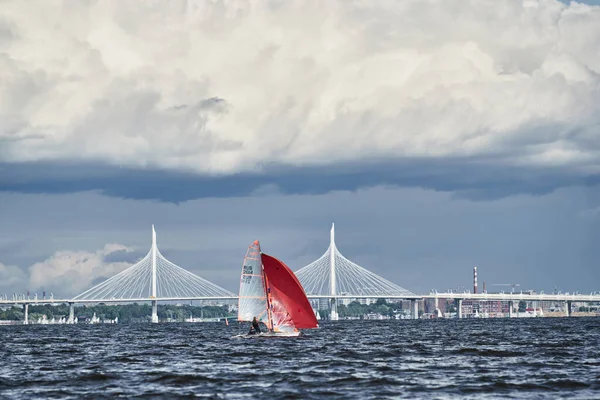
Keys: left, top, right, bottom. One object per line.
{"left": 237, "top": 240, "right": 270, "bottom": 326}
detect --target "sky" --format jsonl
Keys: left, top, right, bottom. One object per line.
{"left": 1, "top": 0, "right": 600, "bottom": 299}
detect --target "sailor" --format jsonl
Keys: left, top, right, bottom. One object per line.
{"left": 248, "top": 316, "right": 261, "bottom": 335}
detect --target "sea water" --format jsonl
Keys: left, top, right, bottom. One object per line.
{"left": 1, "top": 318, "right": 599, "bottom": 399}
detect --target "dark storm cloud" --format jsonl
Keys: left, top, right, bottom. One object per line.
{"left": 0, "top": 159, "right": 593, "bottom": 203}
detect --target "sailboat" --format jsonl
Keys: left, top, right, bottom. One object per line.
{"left": 236, "top": 240, "right": 318, "bottom": 338}
{"left": 315, "top": 309, "right": 321, "bottom": 321}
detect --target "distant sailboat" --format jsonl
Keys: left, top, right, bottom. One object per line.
{"left": 89, "top": 312, "right": 100, "bottom": 324}
{"left": 185, "top": 313, "right": 204, "bottom": 323}
{"left": 236, "top": 240, "right": 318, "bottom": 338}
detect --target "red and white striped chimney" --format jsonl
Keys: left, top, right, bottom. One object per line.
{"left": 473, "top": 266, "right": 478, "bottom": 294}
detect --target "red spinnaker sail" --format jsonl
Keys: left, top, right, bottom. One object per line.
{"left": 261, "top": 253, "right": 319, "bottom": 330}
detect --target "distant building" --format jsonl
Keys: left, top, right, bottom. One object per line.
{"left": 358, "top": 298, "right": 376, "bottom": 305}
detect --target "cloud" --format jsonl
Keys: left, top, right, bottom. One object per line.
{"left": 0, "top": 0, "right": 599, "bottom": 192}
{"left": 0, "top": 262, "right": 28, "bottom": 293}
{"left": 0, "top": 157, "right": 591, "bottom": 202}
{"left": 577, "top": 206, "right": 600, "bottom": 219}
{"left": 27, "top": 244, "right": 135, "bottom": 297}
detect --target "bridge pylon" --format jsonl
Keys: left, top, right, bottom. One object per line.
{"left": 296, "top": 223, "right": 416, "bottom": 320}
{"left": 151, "top": 225, "right": 158, "bottom": 323}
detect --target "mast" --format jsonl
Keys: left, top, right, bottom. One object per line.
{"left": 261, "top": 261, "right": 274, "bottom": 332}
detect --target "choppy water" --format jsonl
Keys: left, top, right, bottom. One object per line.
{"left": 1, "top": 318, "right": 600, "bottom": 399}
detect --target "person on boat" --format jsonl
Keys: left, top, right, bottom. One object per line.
{"left": 248, "top": 316, "right": 261, "bottom": 335}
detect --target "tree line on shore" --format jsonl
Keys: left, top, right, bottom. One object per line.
{"left": 0, "top": 303, "right": 233, "bottom": 323}
{"left": 0, "top": 299, "right": 415, "bottom": 322}
{"left": 323, "top": 299, "right": 409, "bottom": 319}
{"left": 0, "top": 300, "right": 403, "bottom": 322}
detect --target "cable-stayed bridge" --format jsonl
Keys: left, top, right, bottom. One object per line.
{"left": 2, "top": 224, "right": 600, "bottom": 324}
{"left": 1, "top": 226, "right": 237, "bottom": 324}
{"left": 73, "top": 225, "right": 236, "bottom": 322}
{"left": 2, "top": 224, "right": 422, "bottom": 323}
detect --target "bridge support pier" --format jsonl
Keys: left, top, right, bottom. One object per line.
{"left": 68, "top": 302, "right": 74, "bottom": 323}
{"left": 509, "top": 301, "right": 514, "bottom": 318}
{"left": 330, "top": 298, "right": 338, "bottom": 321}
{"left": 411, "top": 299, "right": 419, "bottom": 320}
{"left": 565, "top": 301, "right": 571, "bottom": 317}
{"left": 433, "top": 296, "right": 442, "bottom": 318}
{"left": 151, "top": 300, "right": 158, "bottom": 323}
{"left": 457, "top": 299, "right": 463, "bottom": 319}
{"left": 23, "top": 303, "right": 28, "bottom": 325}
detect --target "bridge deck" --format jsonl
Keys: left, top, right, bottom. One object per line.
{"left": 2, "top": 293, "right": 600, "bottom": 306}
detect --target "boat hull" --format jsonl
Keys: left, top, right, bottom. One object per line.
{"left": 232, "top": 331, "right": 301, "bottom": 339}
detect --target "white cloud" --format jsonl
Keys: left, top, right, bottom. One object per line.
{"left": 577, "top": 205, "right": 600, "bottom": 219}
{"left": 27, "top": 244, "right": 134, "bottom": 297}
{"left": 1, "top": 0, "right": 599, "bottom": 174}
